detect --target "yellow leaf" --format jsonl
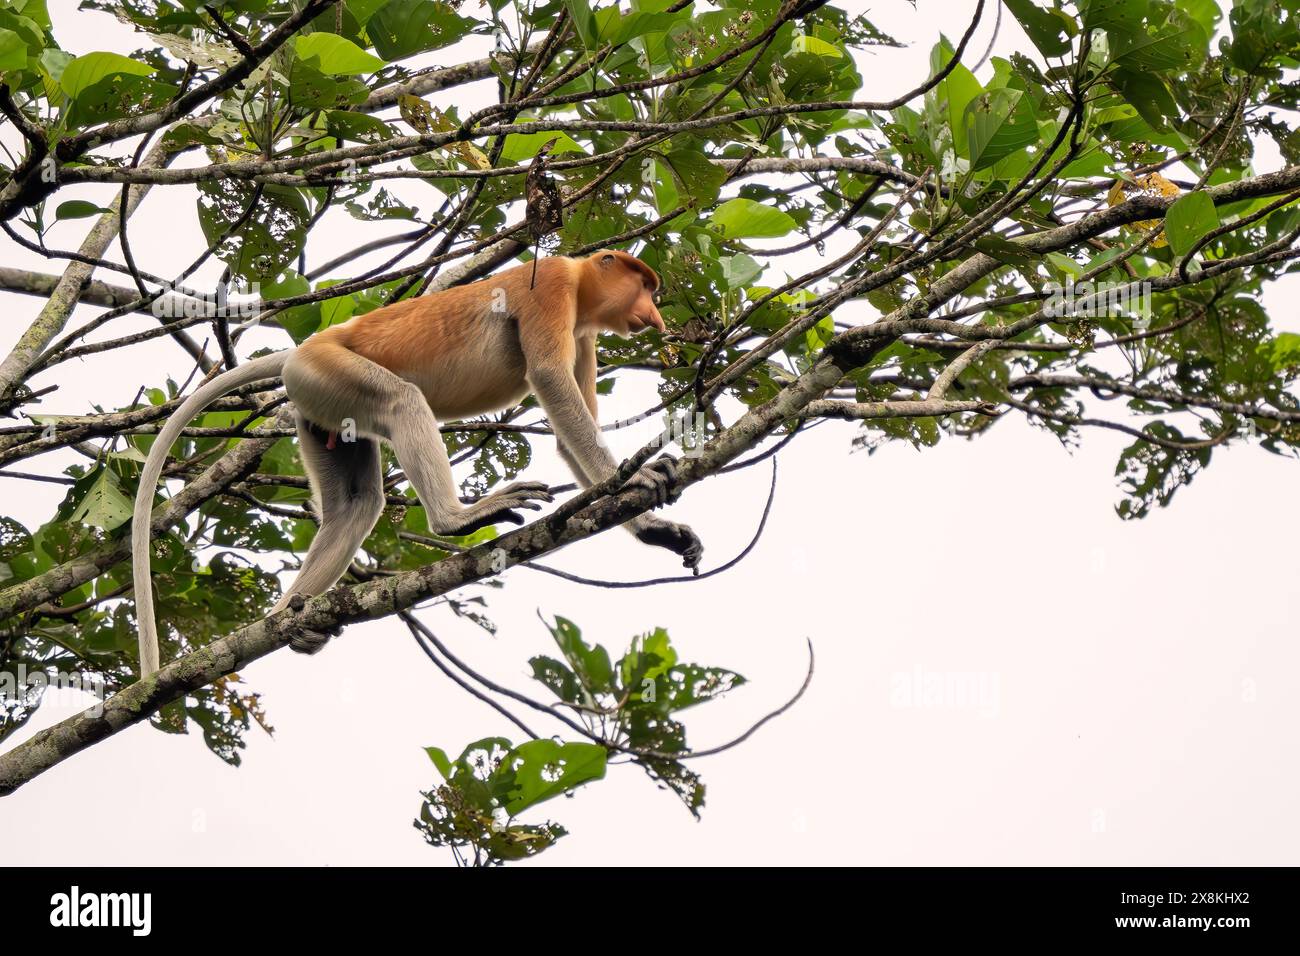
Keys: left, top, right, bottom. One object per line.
{"left": 398, "top": 93, "right": 433, "bottom": 133}
{"left": 1108, "top": 172, "right": 1179, "bottom": 246}
{"left": 398, "top": 95, "right": 490, "bottom": 170}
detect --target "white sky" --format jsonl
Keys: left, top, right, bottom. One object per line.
{"left": 2, "top": 0, "right": 1298, "bottom": 866}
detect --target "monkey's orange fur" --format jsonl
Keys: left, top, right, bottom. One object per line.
{"left": 295, "top": 250, "right": 662, "bottom": 422}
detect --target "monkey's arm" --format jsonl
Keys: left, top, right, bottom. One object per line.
{"left": 554, "top": 333, "right": 600, "bottom": 485}
{"left": 528, "top": 326, "right": 702, "bottom": 569}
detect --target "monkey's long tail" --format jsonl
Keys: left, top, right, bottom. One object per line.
{"left": 132, "top": 351, "right": 290, "bottom": 676}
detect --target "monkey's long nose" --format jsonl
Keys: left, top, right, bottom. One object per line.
{"left": 644, "top": 307, "right": 665, "bottom": 331}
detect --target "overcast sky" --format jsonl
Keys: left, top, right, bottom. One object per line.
{"left": 2, "top": 0, "right": 1297, "bottom": 866}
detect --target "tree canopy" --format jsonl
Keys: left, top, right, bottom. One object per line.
{"left": 2, "top": 0, "right": 1300, "bottom": 864}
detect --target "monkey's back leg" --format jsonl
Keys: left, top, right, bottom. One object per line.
{"left": 270, "top": 413, "right": 384, "bottom": 648}
{"left": 282, "top": 341, "right": 551, "bottom": 536}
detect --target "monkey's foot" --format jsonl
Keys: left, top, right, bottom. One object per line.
{"left": 627, "top": 456, "right": 682, "bottom": 508}
{"left": 635, "top": 517, "right": 703, "bottom": 572}
{"left": 289, "top": 627, "right": 339, "bottom": 655}
{"left": 277, "top": 593, "right": 343, "bottom": 655}
{"left": 445, "top": 481, "right": 554, "bottom": 535}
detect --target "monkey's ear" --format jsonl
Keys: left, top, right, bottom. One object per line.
{"left": 599, "top": 252, "right": 616, "bottom": 267}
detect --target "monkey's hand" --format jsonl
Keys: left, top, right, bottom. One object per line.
{"left": 626, "top": 456, "right": 683, "bottom": 508}
{"left": 446, "top": 481, "right": 554, "bottom": 535}
{"left": 634, "top": 515, "right": 704, "bottom": 573}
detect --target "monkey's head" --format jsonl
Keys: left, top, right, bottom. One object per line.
{"left": 583, "top": 250, "right": 665, "bottom": 337}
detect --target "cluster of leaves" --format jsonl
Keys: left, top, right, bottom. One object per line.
{"left": 1, "top": 0, "right": 1299, "bottom": 819}
{"left": 845, "top": 2, "right": 1300, "bottom": 511}
{"left": 416, "top": 617, "right": 743, "bottom": 865}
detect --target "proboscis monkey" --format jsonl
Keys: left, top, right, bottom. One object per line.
{"left": 131, "top": 250, "right": 702, "bottom": 676}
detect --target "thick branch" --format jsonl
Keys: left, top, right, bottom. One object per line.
{"left": 0, "top": 331, "right": 851, "bottom": 792}
{"left": 804, "top": 398, "right": 999, "bottom": 420}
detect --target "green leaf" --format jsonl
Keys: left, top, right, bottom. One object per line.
{"left": 1081, "top": 0, "right": 1145, "bottom": 32}
{"left": 416, "top": 736, "right": 585, "bottom": 864}
{"left": 658, "top": 664, "right": 746, "bottom": 712}
{"left": 1115, "top": 423, "right": 1210, "bottom": 519}
{"left": 67, "top": 468, "right": 133, "bottom": 532}
{"left": 546, "top": 615, "right": 614, "bottom": 695}
{"left": 424, "top": 746, "right": 453, "bottom": 779}
{"left": 563, "top": 0, "right": 598, "bottom": 48}
{"left": 325, "top": 109, "right": 394, "bottom": 144}
{"left": 1265, "top": 332, "right": 1300, "bottom": 374}
{"left": 618, "top": 627, "right": 677, "bottom": 691}
{"left": 59, "top": 51, "right": 155, "bottom": 99}
{"left": 1164, "top": 191, "right": 1220, "bottom": 258}
{"left": 1110, "top": 68, "right": 1177, "bottom": 131}
{"left": 197, "top": 182, "right": 311, "bottom": 285}
{"left": 345, "top": 0, "right": 392, "bottom": 24}
{"left": 54, "top": 200, "right": 112, "bottom": 220}
{"left": 654, "top": 145, "right": 726, "bottom": 214}
{"left": 1176, "top": 0, "right": 1221, "bottom": 36}
{"left": 320, "top": 288, "right": 355, "bottom": 328}
{"left": 293, "top": 33, "right": 384, "bottom": 74}
{"left": 721, "top": 252, "right": 762, "bottom": 289}
{"left": 598, "top": 6, "right": 681, "bottom": 45}
{"left": 0, "top": 5, "right": 43, "bottom": 54}
{"left": 1002, "top": 0, "right": 1074, "bottom": 57}
{"left": 38, "top": 47, "right": 72, "bottom": 83}
{"left": 659, "top": 146, "right": 726, "bottom": 207}
{"left": 287, "top": 59, "right": 368, "bottom": 110}
{"left": 344, "top": 187, "right": 417, "bottom": 221}
{"left": 963, "top": 88, "right": 1037, "bottom": 170}
{"left": 709, "top": 198, "right": 796, "bottom": 239}
{"left": 498, "top": 130, "right": 585, "bottom": 164}
{"left": 930, "top": 37, "right": 983, "bottom": 156}
{"left": 792, "top": 34, "right": 842, "bottom": 58}
{"left": 367, "top": 0, "right": 475, "bottom": 60}
{"left": 781, "top": 50, "right": 836, "bottom": 101}
{"left": 260, "top": 270, "right": 319, "bottom": 343}
{"left": 528, "top": 655, "right": 584, "bottom": 705}
{"left": 495, "top": 739, "right": 607, "bottom": 815}
{"left": 0, "top": 26, "right": 27, "bottom": 73}
{"left": 972, "top": 234, "right": 1039, "bottom": 269}
{"left": 1111, "top": 26, "right": 1200, "bottom": 73}
{"left": 67, "top": 72, "right": 176, "bottom": 126}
